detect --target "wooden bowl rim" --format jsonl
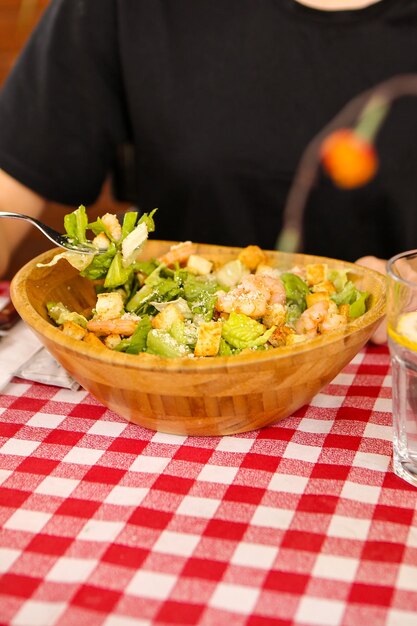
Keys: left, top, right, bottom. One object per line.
{"left": 11, "top": 243, "right": 387, "bottom": 373}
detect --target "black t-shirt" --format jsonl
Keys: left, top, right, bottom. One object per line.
{"left": 0, "top": 0, "right": 416, "bottom": 261}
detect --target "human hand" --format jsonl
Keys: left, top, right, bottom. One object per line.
{"left": 355, "top": 255, "right": 387, "bottom": 344}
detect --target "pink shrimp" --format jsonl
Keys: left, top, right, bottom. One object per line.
{"left": 157, "top": 241, "right": 197, "bottom": 266}
{"left": 244, "top": 274, "right": 286, "bottom": 305}
{"left": 295, "top": 299, "right": 348, "bottom": 337}
{"left": 86, "top": 317, "right": 139, "bottom": 337}
{"left": 216, "top": 273, "right": 286, "bottom": 318}
{"left": 295, "top": 300, "right": 330, "bottom": 336}
{"left": 319, "top": 301, "right": 347, "bottom": 333}
{"left": 216, "top": 285, "right": 269, "bottom": 318}
{"left": 320, "top": 313, "right": 347, "bottom": 333}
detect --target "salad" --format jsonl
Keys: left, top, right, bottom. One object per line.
{"left": 43, "top": 206, "right": 369, "bottom": 358}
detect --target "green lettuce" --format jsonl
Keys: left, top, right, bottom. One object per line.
{"left": 104, "top": 252, "right": 134, "bottom": 289}
{"left": 330, "top": 280, "right": 369, "bottom": 317}
{"left": 121, "top": 211, "right": 139, "bottom": 239}
{"left": 183, "top": 274, "right": 220, "bottom": 321}
{"left": 216, "top": 259, "right": 248, "bottom": 288}
{"left": 46, "top": 302, "right": 87, "bottom": 328}
{"left": 221, "top": 312, "right": 275, "bottom": 349}
{"left": 114, "top": 315, "right": 152, "bottom": 354}
{"left": 327, "top": 269, "right": 348, "bottom": 292}
{"left": 281, "top": 272, "right": 308, "bottom": 326}
{"left": 64, "top": 205, "right": 89, "bottom": 244}
{"left": 80, "top": 245, "right": 117, "bottom": 281}
{"left": 146, "top": 329, "right": 191, "bottom": 358}
{"left": 137, "top": 208, "right": 157, "bottom": 234}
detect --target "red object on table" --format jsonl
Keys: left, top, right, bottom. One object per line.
{"left": 320, "top": 128, "right": 378, "bottom": 189}
{"left": 0, "top": 279, "right": 416, "bottom": 626}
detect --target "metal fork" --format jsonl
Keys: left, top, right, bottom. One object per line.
{"left": 0, "top": 211, "right": 100, "bottom": 254}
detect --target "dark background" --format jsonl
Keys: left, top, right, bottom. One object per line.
{"left": 1, "top": 0, "right": 129, "bottom": 280}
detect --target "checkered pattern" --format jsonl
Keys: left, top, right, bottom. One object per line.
{"left": 0, "top": 282, "right": 10, "bottom": 319}
{"left": 1, "top": 310, "right": 417, "bottom": 625}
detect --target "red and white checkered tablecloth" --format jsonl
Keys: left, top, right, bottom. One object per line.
{"left": 1, "top": 283, "right": 417, "bottom": 626}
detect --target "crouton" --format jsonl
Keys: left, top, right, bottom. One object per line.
{"left": 268, "top": 325, "right": 295, "bottom": 347}
{"left": 305, "top": 263, "right": 328, "bottom": 286}
{"left": 61, "top": 320, "right": 87, "bottom": 341}
{"left": 305, "top": 291, "right": 331, "bottom": 308}
{"left": 338, "top": 303, "right": 350, "bottom": 320}
{"left": 83, "top": 332, "right": 105, "bottom": 348}
{"left": 255, "top": 264, "right": 281, "bottom": 279}
{"left": 152, "top": 303, "right": 184, "bottom": 331}
{"left": 285, "top": 332, "right": 309, "bottom": 346}
{"left": 238, "top": 245, "right": 267, "bottom": 271}
{"left": 95, "top": 292, "right": 124, "bottom": 320}
{"left": 263, "top": 303, "right": 286, "bottom": 328}
{"left": 104, "top": 333, "right": 122, "bottom": 349}
{"left": 311, "top": 280, "right": 336, "bottom": 295}
{"left": 194, "top": 321, "right": 222, "bottom": 357}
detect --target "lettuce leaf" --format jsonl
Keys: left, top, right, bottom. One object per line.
{"left": 218, "top": 338, "right": 240, "bottom": 356}
{"left": 80, "top": 245, "right": 117, "bottom": 281}
{"left": 330, "top": 281, "right": 369, "bottom": 318}
{"left": 183, "top": 274, "right": 220, "bottom": 321}
{"left": 281, "top": 272, "right": 308, "bottom": 326}
{"left": 328, "top": 269, "right": 348, "bottom": 292}
{"left": 281, "top": 272, "right": 308, "bottom": 308}
{"left": 138, "top": 208, "right": 157, "bottom": 234}
{"left": 121, "top": 211, "right": 139, "bottom": 239}
{"left": 169, "top": 320, "right": 198, "bottom": 349}
{"left": 46, "top": 302, "right": 87, "bottom": 328}
{"left": 216, "top": 259, "right": 248, "bottom": 288}
{"left": 64, "top": 205, "right": 89, "bottom": 244}
{"left": 221, "top": 312, "right": 275, "bottom": 349}
{"left": 126, "top": 276, "right": 182, "bottom": 314}
{"left": 146, "top": 329, "right": 191, "bottom": 357}
{"left": 349, "top": 290, "right": 369, "bottom": 318}
{"left": 114, "top": 315, "right": 152, "bottom": 354}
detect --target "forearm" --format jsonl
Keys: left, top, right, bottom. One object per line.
{"left": 0, "top": 169, "right": 46, "bottom": 278}
{"left": 0, "top": 224, "right": 10, "bottom": 278}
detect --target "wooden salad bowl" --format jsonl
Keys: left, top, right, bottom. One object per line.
{"left": 10, "top": 241, "right": 386, "bottom": 436}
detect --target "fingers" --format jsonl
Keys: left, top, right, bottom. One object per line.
{"left": 369, "top": 318, "right": 387, "bottom": 345}
{"left": 355, "top": 255, "right": 387, "bottom": 275}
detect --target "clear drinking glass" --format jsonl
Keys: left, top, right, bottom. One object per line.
{"left": 387, "top": 250, "right": 417, "bottom": 487}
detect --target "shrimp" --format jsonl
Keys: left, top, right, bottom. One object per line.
{"left": 320, "top": 313, "right": 347, "bottom": 333}
{"left": 319, "top": 301, "right": 347, "bottom": 333}
{"left": 295, "top": 300, "right": 330, "bottom": 336}
{"left": 244, "top": 273, "right": 286, "bottom": 305}
{"left": 296, "top": 299, "right": 347, "bottom": 336}
{"left": 216, "top": 285, "right": 268, "bottom": 318}
{"left": 92, "top": 231, "right": 111, "bottom": 251}
{"left": 215, "top": 273, "right": 286, "bottom": 318}
{"left": 86, "top": 317, "right": 139, "bottom": 337}
{"left": 101, "top": 213, "right": 122, "bottom": 242}
{"left": 157, "top": 241, "right": 197, "bottom": 266}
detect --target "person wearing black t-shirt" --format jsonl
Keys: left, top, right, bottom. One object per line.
{"left": 0, "top": 0, "right": 415, "bottom": 343}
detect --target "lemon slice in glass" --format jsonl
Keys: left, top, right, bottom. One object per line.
{"left": 389, "top": 311, "right": 417, "bottom": 351}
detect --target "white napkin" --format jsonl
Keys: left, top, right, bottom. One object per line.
{"left": 0, "top": 319, "right": 79, "bottom": 392}
{"left": 17, "top": 345, "right": 80, "bottom": 390}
